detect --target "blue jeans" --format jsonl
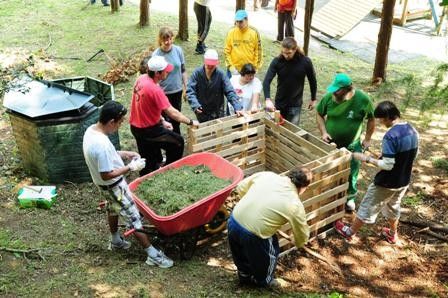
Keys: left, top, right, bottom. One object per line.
{"left": 227, "top": 214, "right": 279, "bottom": 286}
{"left": 279, "top": 106, "right": 302, "bottom": 126}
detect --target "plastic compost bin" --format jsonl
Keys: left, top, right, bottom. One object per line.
{"left": 129, "top": 152, "right": 244, "bottom": 236}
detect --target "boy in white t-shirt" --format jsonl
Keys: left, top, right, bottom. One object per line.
{"left": 230, "top": 63, "right": 262, "bottom": 113}
{"left": 83, "top": 101, "right": 174, "bottom": 268}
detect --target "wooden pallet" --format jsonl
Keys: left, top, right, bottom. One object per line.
{"left": 187, "top": 112, "right": 351, "bottom": 251}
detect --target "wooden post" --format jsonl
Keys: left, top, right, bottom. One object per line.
{"left": 303, "top": 0, "right": 314, "bottom": 56}
{"left": 178, "top": 0, "right": 189, "bottom": 41}
{"left": 139, "top": 0, "right": 150, "bottom": 27}
{"left": 236, "top": 0, "right": 246, "bottom": 11}
{"left": 399, "top": 0, "right": 409, "bottom": 26}
{"left": 372, "top": 0, "right": 396, "bottom": 84}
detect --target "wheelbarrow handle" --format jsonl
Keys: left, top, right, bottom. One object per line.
{"left": 124, "top": 228, "right": 136, "bottom": 237}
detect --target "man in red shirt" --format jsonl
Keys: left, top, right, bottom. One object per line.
{"left": 274, "top": 0, "right": 297, "bottom": 43}
{"left": 130, "top": 56, "right": 199, "bottom": 176}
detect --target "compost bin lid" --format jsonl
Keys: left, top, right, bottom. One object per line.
{"left": 3, "top": 76, "right": 94, "bottom": 118}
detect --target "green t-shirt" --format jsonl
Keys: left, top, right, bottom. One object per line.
{"left": 316, "top": 89, "right": 374, "bottom": 148}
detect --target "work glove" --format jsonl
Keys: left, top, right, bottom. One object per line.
{"left": 128, "top": 158, "right": 146, "bottom": 172}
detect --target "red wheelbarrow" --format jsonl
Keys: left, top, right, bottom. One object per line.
{"left": 128, "top": 152, "right": 243, "bottom": 259}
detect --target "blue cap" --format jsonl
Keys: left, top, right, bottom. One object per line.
{"left": 235, "top": 9, "right": 248, "bottom": 21}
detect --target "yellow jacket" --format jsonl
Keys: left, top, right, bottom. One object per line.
{"left": 224, "top": 26, "right": 263, "bottom": 72}
{"left": 233, "top": 171, "right": 309, "bottom": 248}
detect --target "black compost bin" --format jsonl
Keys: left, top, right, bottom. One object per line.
{"left": 3, "top": 76, "right": 120, "bottom": 183}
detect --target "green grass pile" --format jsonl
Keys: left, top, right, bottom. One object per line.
{"left": 135, "top": 165, "right": 231, "bottom": 216}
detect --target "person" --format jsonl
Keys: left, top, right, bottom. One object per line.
{"left": 316, "top": 72, "right": 375, "bottom": 212}
{"left": 334, "top": 101, "right": 419, "bottom": 244}
{"left": 186, "top": 49, "right": 244, "bottom": 123}
{"left": 263, "top": 37, "right": 317, "bottom": 126}
{"left": 228, "top": 168, "right": 312, "bottom": 288}
{"left": 274, "top": 0, "right": 297, "bottom": 43}
{"left": 90, "top": 0, "right": 123, "bottom": 6}
{"left": 229, "top": 63, "right": 262, "bottom": 113}
{"left": 130, "top": 56, "right": 199, "bottom": 176}
{"left": 193, "top": 0, "right": 212, "bottom": 54}
{"left": 152, "top": 27, "right": 187, "bottom": 135}
{"left": 224, "top": 9, "right": 263, "bottom": 77}
{"left": 82, "top": 100, "right": 174, "bottom": 268}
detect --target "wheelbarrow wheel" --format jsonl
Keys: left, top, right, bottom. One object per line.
{"left": 204, "top": 205, "right": 229, "bottom": 235}
{"left": 178, "top": 228, "right": 199, "bottom": 260}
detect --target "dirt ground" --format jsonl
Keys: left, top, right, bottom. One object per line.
{"left": 1, "top": 101, "right": 447, "bottom": 297}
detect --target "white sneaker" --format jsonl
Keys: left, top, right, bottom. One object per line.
{"left": 108, "top": 237, "right": 131, "bottom": 250}
{"left": 146, "top": 250, "right": 174, "bottom": 268}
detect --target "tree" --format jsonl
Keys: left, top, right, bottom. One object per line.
{"left": 303, "top": 0, "right": 315, "bottom": 56}
{"left": 140, "top": 0, "right": 150, "bottom": 27}
{"left": 179, "top": 0, "right": 189, "bottom": 41}
{"left": 236, "top": 0, "right": 246, "bottom": 11}
{"left": 372, "top": 0, "right": 396, "bottom": 84}
{"left": 111, "top": 0, "right": 119, "bottom": 12}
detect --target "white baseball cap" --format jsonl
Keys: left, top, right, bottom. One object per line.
{"left": 204, "top": 49, "right": 219, "bottom": 66}
{"left": 147, "top": 56, "right": 174, "bottom": 72}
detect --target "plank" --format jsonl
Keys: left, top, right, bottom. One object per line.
{"left": 192, "top": 126, "right": 265, "bottom": 152}
{"left": 311, "top": 0, "right": 379, "bottom": 38}
{"left": 302, "top": 183, "right": 349, "bottom": 208}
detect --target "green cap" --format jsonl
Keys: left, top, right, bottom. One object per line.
{"left": 327, "top": 73, "right": 352, "bottom": 93}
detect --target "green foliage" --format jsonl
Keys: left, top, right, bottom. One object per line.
{"left": 402, "top": 192, "right": 425, "bottom": 207}
{"left": 432, "top": 157, "right": 448, "bottom": 172}
{"left": 423, "top": 63, "right": 448, "bottom": 112}
{"left": 0, "top": 229, "right": 26, "bottom": 249}
{"left": 135, "top": 165, "right": 231, "bottom": 216}
{"left": 328, "top": 292, "right": 345, "bottom": 298}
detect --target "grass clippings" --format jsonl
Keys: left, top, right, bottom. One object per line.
{"left": 135, "top": 165, "right": 231, "bottom": 216}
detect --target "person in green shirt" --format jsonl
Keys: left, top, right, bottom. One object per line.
{"left": 316, "top": 73, "right": 375, "bottom": 212}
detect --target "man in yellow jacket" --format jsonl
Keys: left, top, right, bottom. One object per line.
{"left": 224, "top": 9, "right": 263, "bottom": 77}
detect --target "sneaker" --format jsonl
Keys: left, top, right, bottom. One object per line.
{"left": 195, "top": 43, "right": 205, "bottom": 55}
{"left": 381, "top": 227, "right": 398, "bottom": 244}
{"left": 345, "top": 199, "right": 356, "bottom": 212}
{"left": 146, "top": 250, "right": 174, "bottom": 268}
{"left": 334, "top": 220, "right": 352, "bottom": 241}
{"left": 267, "top": 278, "right": 289, "bottom": 290}
{"left": 108, "top": 237, "right": 131, "bottom": 250}
{"left": 273, "top": 39, "right": 282, "bottom": 44}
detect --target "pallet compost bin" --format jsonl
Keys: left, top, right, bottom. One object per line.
{"left": 187, "top": 112, "right": 352, "bottom": 252}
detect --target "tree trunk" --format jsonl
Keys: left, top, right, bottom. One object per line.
{"left": 236, "top": 0, "right": 246, "bottom": 11}
{"left": 178, "top": 0, "right": 189, "bottom": 41}
{"left": 372, "top": 0, "right": 396, "bottom": 84}
{"left": 111, "top": 0, "right": 119, "bottom": 12}
{"left": 139, "top": 0, "right": 150, "bottom": 27}
{"left": 303, "top": 0, "right": 314, "bottom": 56}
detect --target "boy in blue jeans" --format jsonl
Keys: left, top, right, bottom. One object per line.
{"left": 334, "top": 101, "right": 419, "bottom": 244}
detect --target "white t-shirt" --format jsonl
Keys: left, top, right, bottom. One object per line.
{"left": 230, "top": 75, "right": 262, "bottom": 111}
{"left": 83, "top": 125, "right": 124, "bottom": 186}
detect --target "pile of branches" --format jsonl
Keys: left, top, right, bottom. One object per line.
{"left": 102, "top": 47, "right": 154, "bottom": 85}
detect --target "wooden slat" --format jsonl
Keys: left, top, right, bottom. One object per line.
{"left": 193, "top": 112, "right": 265, "bottom": 135}
{"left": 302, "top": 183, "right": 349, "bottom": 208}
{"left": 309, "top": 211, "right": 346, "bottom": 232}
{"left": 192, "top": 126, "right": 265, "bottom": 152}
{"left": 305, "top": 197, "right": 346, "bottom": 221}
{"left": 300, "top": 168, "right": 350, "bottom": 200}
{"left": 264, "top": 120, "right": 328, "bottom": 156}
